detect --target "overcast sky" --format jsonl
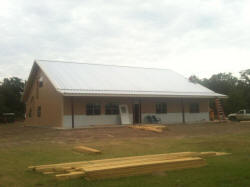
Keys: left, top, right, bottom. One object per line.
{"left": 0, "top": 0, "right": 249, "bottom": 80}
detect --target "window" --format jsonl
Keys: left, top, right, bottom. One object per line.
{"left": 105, "top": 103, "right": 119, "bottom": 115}
{"left": 190, "top": 103, "right": 199, "bottom": 113}
{"left": 121, "top": 106, "right": 126, "bottom": 113}
{"left": 39, "top": 76, "right": 44, "bottom": 88}
{"left": 86, "top": 104, "right": 101, "bottom": 115}
{"left": 156, "top": 103, "right": 167, "bottom": 114}
{"left": 36, "top": 80, "right": 39, "bottom": 99}
{"left": 29, "top": 108, "right": 32, "bottom": 118}
{"left": 36, "top": 77, "right": 43, "bottom": 99}
{"left": 37, "top": 106, "right": 41, "bottom": 117}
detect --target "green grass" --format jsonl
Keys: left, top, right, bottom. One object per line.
{"left": 1, "top": 125, "right": 250, "bottom": 186}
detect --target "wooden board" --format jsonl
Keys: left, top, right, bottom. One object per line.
{"left": 73, "top": 146, "right": 101, "bottom": 154}
{"left": 56, "top": 171, "right": 85, "bottom": 180}
{"left": 129, "top": 125, "right": 167, "bottom": 133}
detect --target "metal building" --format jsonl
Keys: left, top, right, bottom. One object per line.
{"left": 23, "top": 60, "right": 226, "bottom": 128}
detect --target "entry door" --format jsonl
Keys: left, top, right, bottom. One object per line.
{"left": 133, "top": 103, "right": 141, "bottom": 124}
{"left": 119, "top": 104, "right": 131, "bottom": 125}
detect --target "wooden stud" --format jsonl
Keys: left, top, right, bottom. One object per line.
{"left": 73, "top": 146, "right": 101, "bottom": 154}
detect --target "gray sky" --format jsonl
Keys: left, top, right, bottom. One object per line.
{"left": 0, "top": 0, "right": 249, "bottom": 80}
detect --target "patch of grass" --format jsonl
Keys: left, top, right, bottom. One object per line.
{"left": 1, "top": 125, "right": 250, "bottom": 186}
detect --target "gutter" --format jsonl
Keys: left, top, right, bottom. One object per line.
{"left": 61, "top": 93, "right": 228, "bottom": 99}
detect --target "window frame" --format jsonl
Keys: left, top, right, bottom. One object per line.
{"left": 39, "top": 76, "right": 44, "bottom": 88}
{"left": 36, "top": 80, "right": 39, "bottom": 99}
{"left": 156, "top": 103, "right": 167, "bottom": 114}
{"left": 105, "top": 103, "right": 119, "bottom": 115}
{"left": 189, "top": 103, "right": 200, "bottom": 113}
{"left": 86, "top": 103, "right": 101, "bottom": 115}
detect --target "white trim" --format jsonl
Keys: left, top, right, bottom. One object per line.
{"left": 62, "top": 93, "right": 227, "bottom": 99}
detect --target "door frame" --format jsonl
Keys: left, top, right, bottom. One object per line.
{"left": 133, "top": 103, "right": 141, "bottom": 124}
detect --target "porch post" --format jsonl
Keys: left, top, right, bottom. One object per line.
{"left": 181, "top": 98, "right": 185, "bottom": 124}
{"left": 71, "top": 97, "right": 75, "bottom": 128}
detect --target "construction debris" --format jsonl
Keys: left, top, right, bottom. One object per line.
{"left": 129, "top": 124, "right": 167, "bottom": 133}
{"left": 28, "top": 151, "right": 230, "bottom": 181}
{"left": 73, "top": 146, "right": 101, "bottom": 154}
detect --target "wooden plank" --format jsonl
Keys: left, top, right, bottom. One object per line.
{"left": 200, "top": 152, "right": 217, "bottom": 157}
{"left": 42, "top": 171, "right": 55, "bottom": 175}
{"left": 129, "top": 124, "right": 168, "bottom": 133}
{"left": 129, "top": 125, "right": 163, "bottom": 133}
{"left": 215, "top": 152, "right": 231, "bottom": 156}
{"left": 55, "top": 171, "right": 85, "bottom": 180}
{"left": 73, "top": 146, "right": 101, "bottom": 154}
{"left": 36, "top": 166, "right": 73, "bottom": 173}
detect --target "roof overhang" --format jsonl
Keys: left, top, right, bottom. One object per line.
{"left": 59, "top": 90, "right": 228, "bottom": 99}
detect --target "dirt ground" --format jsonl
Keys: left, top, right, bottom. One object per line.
{"left": 1, "top": 121, "right": 250, "bottom": 148}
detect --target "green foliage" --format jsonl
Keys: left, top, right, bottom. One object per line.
{"left": 0, "top": 77, "right": 25, "bottom": 118}
{"left": 189, "top": 69, "right": 250, "bottom": 114}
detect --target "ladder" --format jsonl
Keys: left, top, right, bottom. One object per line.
{"left": 215, "top": 98, "right": 226, "bottom": 121}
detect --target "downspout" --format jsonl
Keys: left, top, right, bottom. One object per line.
{"left": 71, "top": 97, "right": 74, "bottom": 129}
{"left": 139, "top": 99, "right": 142, "bottom": 124}
{"left": 181, "top": 98, "right": 185, "bottom": 124}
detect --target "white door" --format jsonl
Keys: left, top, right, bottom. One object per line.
{"left": 119, "top": 104, "right": 131, "bottom": 125}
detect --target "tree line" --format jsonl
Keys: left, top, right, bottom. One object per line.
{"left": 0, "top": 77, "right": 25, "bottom": 119}
{"left": 189, "top": 69, "right": 250, "bottom": 114}
{"left": 0, "top": 69, "right": 249, "bottom": 120}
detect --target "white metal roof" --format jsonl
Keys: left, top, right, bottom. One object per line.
{"left": 35, "top": 60, "right": 226, "bottom": 98}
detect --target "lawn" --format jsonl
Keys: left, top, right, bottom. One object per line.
{"left": 0, "top": 122, "right": 250, "bottom": 187}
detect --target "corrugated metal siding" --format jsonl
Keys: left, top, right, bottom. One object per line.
{"left": 36, "top": 60, "right": 226, "bottom": 98}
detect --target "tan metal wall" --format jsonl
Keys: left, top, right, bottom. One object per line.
{"left": 25, "top": 69, "right": 63, "bottom": 127}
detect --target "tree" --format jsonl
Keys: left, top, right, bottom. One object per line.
{"left": 0, "top": 77, "right": 25, "bottom": 119}
{"left": 189, "top": 75, "right": 202, "bottom": 84}
{"left": 240, "top": 69, "right": 250, "bottom": 85}
{"left": 189, "top": 70, "right": 250, "bottom": 115}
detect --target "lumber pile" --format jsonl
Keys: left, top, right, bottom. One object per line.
{"left": 73, "top": 146, "right": 101, "bottom": 154}
{"left": 129, "top": 124, "right": 167, "bottom": 133}
{"left": 83, "top": 157, "right": 205, "bottom": 180}
{"left": 28, "top": 151, "right": 230, "bottom": 181}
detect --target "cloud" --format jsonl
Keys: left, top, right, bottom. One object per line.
{"left": 0, "top": 0, "right": 249, "bottom": 80}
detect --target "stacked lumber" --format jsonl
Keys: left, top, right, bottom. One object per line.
{"left": 129, "top": 124, "right": 167, "bottom": 133}
{"left": 83, "top": 157, "right": 206, "bottom": 180}
{"left": 73, "top": 146, "right": 101, "bottom": 154}
{"left": 28, "top": 151, "right": 230, "bottom": 181}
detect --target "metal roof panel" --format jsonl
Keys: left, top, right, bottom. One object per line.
{"left": 35, "top": 60, "right": 226, "bottom": 98}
